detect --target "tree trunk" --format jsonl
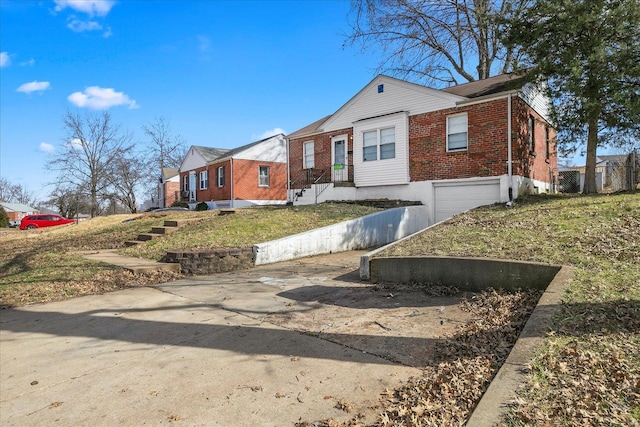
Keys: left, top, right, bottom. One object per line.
{"left": 583, "top": 116, "right": 599, "bottom": 194}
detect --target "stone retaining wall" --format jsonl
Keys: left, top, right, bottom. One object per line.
{"left": 164, "top": 247, "right": 254, "bottom": 275}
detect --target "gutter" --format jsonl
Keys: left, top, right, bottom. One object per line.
{"left": 508, "top": 92, "right": 513, "bottom": 201}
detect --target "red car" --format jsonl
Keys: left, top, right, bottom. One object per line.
{"left": 20, "top": 214, "right": 75, "bottom": 230}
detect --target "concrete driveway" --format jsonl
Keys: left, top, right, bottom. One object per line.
{"left": 0, "top": 251, "right": 471, "bottom": 426}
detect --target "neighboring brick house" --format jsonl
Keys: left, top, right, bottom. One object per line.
{"left": 0, "top": 202, "right": 36, "bottom": 222}
{"left": 179, "top": 134, "right": 287, "bottom": 208}
{"left": 287, "top": 73, "right": 558, "bottom": 223}
{"left": 158, "top": 167, "right": 180, "bottom": 208}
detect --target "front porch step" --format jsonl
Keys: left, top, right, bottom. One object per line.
{"left": 151, "top": 226, "right": 178, "bottom": 235}
{"left": 137, "top": 233, "right": 161, "bottom": 241}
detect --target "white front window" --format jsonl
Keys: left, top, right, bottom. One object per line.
{"left": 303, "top": 141, "right": 315, "bottom": 169}
{"left": 380, "top": 127, "right": 396, "bottom": 159}
{"left": 362, "top": 127, "right": 395, "bottom": 161}
{"left": 447, "top": 113, "right": 468, "bottom": 151}
{"left": 199, "top": 170, "right": 208, "bottom": 190}
{"left": 259, "top": 166, "right": 270, "bottom": 187}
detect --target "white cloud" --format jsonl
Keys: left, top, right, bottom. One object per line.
{"left": 54, "top": 0, "right": 115, "bottom": 17}
{"left": 67, "top": 18, "right": 103, "bottom": 33}
{"left": 20, "top": 58, "right": 36, "bottom": 66}
{"left": 68, "top": 138, "right": 84, "bottom": 150}
{"left": 39, "top": 142, "right": 55, "bottom": 153}
{"left": 17, "top": 81, "right": 51, "bottom": 94}
{"left": 0, "top": 52, "right": 10, "bottom": 68}
{"left": 67, "top": 86, "right": 139, "bottom": 110}
{"left": 254, "top": 128, "right": 287, "bottom": 140}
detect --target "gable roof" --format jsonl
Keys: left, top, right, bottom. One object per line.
{"left": 217, "top": 133, "right": 285, "bottom": 160}
{"left": 161, "top": 167, "right": 179, "bottom": 180}
{"left": 288, "top": 72, "right": 532, "bottom": 140}
{"left": 191, "top": 146, "right": 230, "bottom": 163}
{"left": 0, "top": 202, "right": 36, "bottom": 212}
{"left": 442, "top": 72, "right": 527, "bottom": 98}
{"left": 287, "top": 116, "right": 332, "bottom": 139}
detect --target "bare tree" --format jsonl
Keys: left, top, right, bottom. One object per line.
{"left": 47, "top": 111, "right": 132, "bottom": 217}
{"left": 46, "top": 184, "right": 92, "bottom": 218}
{"left": 346, "top": 0, "right": 530, "bottom": 86}
{"left": 0, "top": 177, "right": 39, "bottom": 206}
{"left": 142, "top": 117, "right": 188, "bottom": 171}
{"left": 106, "top": 148, "right": 145, "bottom": 213}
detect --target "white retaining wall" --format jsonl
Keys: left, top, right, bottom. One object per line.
{"left": 253, "top": 205, "right": 430, "bottom": 265}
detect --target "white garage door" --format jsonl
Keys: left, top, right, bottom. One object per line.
{"left": 434, "top": 180, "right": 501, "bottom": 222}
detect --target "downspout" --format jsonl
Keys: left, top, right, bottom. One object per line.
{"left": 230, "top": 158, "right": 234, "bottom": 208}
{"left": 507, "top": 93, "right": 513, "bottom": 201}
{"left": 286, "top": 137, "right": 291, "bottom": 203}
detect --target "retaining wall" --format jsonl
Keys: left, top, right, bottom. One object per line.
{"left": 369, "top": 256, "right": 562, "bottom": 291}
{"left": 253, "top": 205, "right": 430, "bottom": 265}
{"left": 164, "top": 247, "right": 254, "bottom": 275}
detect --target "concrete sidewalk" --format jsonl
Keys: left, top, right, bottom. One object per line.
{"left": 1, "top": 252, "right": 426, "bottom": 427}
{"left": 78, "top": 249, "right": 180, "bottom": 274}
{"left": 1, "top": 251, "right": 570, "bottom": 426}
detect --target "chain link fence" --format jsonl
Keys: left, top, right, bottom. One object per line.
{"left": 559, "top": 151, "right": 639, "bottom": 194}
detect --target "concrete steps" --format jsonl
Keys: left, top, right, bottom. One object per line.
{"left": 124, "top": 219, "right": 195, "bottom": 247}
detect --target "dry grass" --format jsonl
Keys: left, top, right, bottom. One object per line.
{"left": 0, "top": 204, "right": 381, "bottom": 308}
{"left": 383, "top": 192, "right": 640, "bottom": 426}
{"left": 297, "top": 192, "right": 639, "bottom": 427}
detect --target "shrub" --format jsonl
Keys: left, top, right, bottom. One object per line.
{"left": 0, "top": 206, "right": 9, "bottom": 228}
{"left": 171, "top": 201, "right": 189, "bottom": 208}
{"left": 195, "top": 201, "right": 208, "bottom": 211}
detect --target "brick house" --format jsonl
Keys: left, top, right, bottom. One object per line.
{"left": 287, "top": 73, "right": 558, "bottom": 223}
{"left": 0, "top": 202, "right": 36, "bottom": 222}
{"left": 157, "top": 167, "right": 180, "bottom": 208}
{"left": 179, "top": 133, "right": 287, "bottom": 208}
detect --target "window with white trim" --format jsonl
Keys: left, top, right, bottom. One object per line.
{"left": 183, "top": 175, "right": 188, "bottom": 191}
{"left": 303, "top": 141, "right": 314, "bottom": 169}
{"left": 363, "top": 127, "right": 396, "bottom": 162}
{"left": 380, "top": 127, "right": 396, "bottom": 159}
{"left": 258, "top": 166, "right": 270, "bottom": 187}
{"left": 216, "top": 166, "right": 225, "bottom": 187}
{"left": 199, "top": 170, "right": 208, "bottom": 190}
{"left": 447, "top": 113, "right": 468, "bottom": 151}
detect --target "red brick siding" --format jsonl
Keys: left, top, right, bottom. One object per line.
{"left": 232, "top": 159, "right": 287, "bottom": 201}
{"left": 511, "top": 97, "right": 558, "bottom": 184}
{"left": 181, "top": 159, "right": 286, "bottom": 203}
{"left": 288, "top": 128, "right": 353, "bottom": 183}
{"left": 409, "top": 99, "right": 510, "bottom": 181}
{"left": 164, "top": 181, "right": 180, "bottom": 207}
{"left": 288, "top": 99, "right": 557, "bottom": 185}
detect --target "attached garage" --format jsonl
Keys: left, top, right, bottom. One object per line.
{"left": 433, "top": 179, "right": 501, "bottom": 223}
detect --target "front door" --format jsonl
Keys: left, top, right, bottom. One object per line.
{"left": 332, "top": 135, "right": 348, "bottom": 182}
{"left": 189, "top": 172, "right": 196, "bottom": 201}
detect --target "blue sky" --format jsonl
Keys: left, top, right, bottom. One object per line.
{"left": 1, "top": 0, "right": 378, "bottom": 200}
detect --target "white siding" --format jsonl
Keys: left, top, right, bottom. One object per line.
{"left": 519, "top": 83, "right": 552, "bottom": 122}
{"left": 233, "top": 135, "right": 287, "bottom": 163}
{"left": 180, "top": 146, "right": 207, "bottom": 171}
{"left": 354, "top": 112, "right": 410, "bottom": 187}
{"left": 321, "top": 76, "right": 463, "bottom": 132}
